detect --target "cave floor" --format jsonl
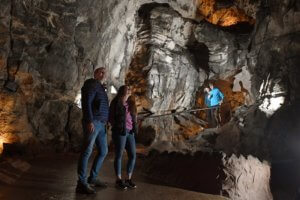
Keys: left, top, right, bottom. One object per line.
{"left": 0, "top": 153, "right": 228, "bottom": 200}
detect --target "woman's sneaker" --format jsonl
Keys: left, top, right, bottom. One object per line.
{"left": 125, "top": 179, "right": 137, "bottom": 189}
{"left": 115, "top": 179, "right": 127, "bottom": 190}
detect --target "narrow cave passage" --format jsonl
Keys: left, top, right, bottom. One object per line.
{"left": 187, "top": 41, "right": 210, "bottom": 73}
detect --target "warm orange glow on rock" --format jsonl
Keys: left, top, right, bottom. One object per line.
{"left": 196, "top": 0, "right": 255, "bottom": 26}
{"left": 0, "top": 94, "right": 19, "bottom": 154}
{"left": 215, "top": 79, "right": 245, "bottom": 108}
{"left": 0, "top": 133, "right": 18, "bottom": 154}
{"left": 126, "top": 45, "right": 152, "bottom": 112}
{"left": 180, "top": 124, "right": 204, "bottom": 140}
{"left": 197, "top": 0, "right": 215, "bottom": 19}
{"left": 212, "top": 7, "right": 255, "bottom": 26}
{"left": 0, "top": 89, "right": 33, "bottom": 154}
{"left": 0, "top": 138, "right": 4, "bottom": 153}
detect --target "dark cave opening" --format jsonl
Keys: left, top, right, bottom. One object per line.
{"left": 221, "top": 21, "right": 254, "bottom": 34}
{"left": 187, "top": 42, "right": 210, "bottom": 73}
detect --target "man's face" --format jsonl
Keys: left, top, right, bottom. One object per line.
{"left": 95, "top": 68, "right": 106, "bottom": 82}
{"left": 209, "top": 84, "right": 214, "bottom": 90}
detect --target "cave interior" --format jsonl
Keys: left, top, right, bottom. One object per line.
{"left": 0, "top": 0, "right": 300, "bottom": 199}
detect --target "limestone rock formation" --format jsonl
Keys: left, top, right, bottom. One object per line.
{"left": 141, "top": 150, "right": 272, "bottom": 200}
{"left": 0, "top": 0, "right": 256, "bottom": 152}
{"left": 0, "top": 0, "right": 300, "bottom": 199}
{"left": 127, "top": 4, "right": 252, "bottom": 146}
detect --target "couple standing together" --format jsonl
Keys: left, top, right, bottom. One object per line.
{"left": 76, "top": 67, "right": 137, "bottom": 194}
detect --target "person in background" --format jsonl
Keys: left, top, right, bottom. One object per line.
{"left": 76, "top": 67, "right": 109, "bottom": 194}
{"left": 204, "top": 87, "right": 212, "bottom": 126}
{"left": 109, "top": 85, "right": 138, "bottom": 190}
{"left": 208, "top": 82, "right": 224, "bottom": 128}
{"left": 204, "top": 87, "right": 211, "bottom": 107}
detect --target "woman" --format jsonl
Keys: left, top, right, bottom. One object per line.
{"left": 109, "top": 85, "right": 138, "bottom": 190}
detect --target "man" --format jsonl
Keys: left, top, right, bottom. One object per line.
{"left": 76, "top": 67, "right": 109, "bottom": 194}
{"left": 208, "top": 82, "right": 224, "bottom": 128}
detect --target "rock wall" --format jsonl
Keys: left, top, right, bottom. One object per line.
{"left": 0, "top": 0, "right": 300, "bottom": 199}
{"left": 239, "top": 0, "right": 300, "bottom": 160}
{"left": 0, "top": 0, "right": 255, "bottom": 152}
{"left": 0, "top": 0, "right": 107, "bottom": 152}
{"left": 0, "top": 0, "right": 209, "bottom": 153}
{"left": 126, "top": 4, "right": 253, "bottom": 145}
{"left": 141, "top": 150, "right": 272, "bottom": 200}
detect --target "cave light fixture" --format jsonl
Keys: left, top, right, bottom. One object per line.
{"left": 258, "top": 79, "right": 285, "bottom": 117}
{"left": 259, "top": 96, "right": 285, "bottom": 117}
{"left": 0, "top": 137, "right": 3, "bottom": 154}
{"left": 0, "top": 136, "right": 9, "bottom": 154}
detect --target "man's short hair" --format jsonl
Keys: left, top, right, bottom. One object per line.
{"left": 94, "top": 67, "right": 105, "bottom": 74}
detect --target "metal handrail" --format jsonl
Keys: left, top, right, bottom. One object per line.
{"left": 137, "top": 100, "right": 242, "bottom": 121}
{"left": 138, "top": 105, "right": 220, "bottom": 119}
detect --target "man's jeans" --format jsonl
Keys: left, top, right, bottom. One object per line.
{"left": 113, "top": 130, "right": 136, "bottom": 177}
{"left": 77, "top": 120, "right": 108, "bottom": 185}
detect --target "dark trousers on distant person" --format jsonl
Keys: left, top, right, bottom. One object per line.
{"left": 207, "top": 106, "right": 221, "bottom": 128}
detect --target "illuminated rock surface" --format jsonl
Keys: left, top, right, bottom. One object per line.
{"left": 0, "top": 0, "right": 300, "bottom": 199}
{"left": 142, "top": 150, "right": 272, "bottom": 200}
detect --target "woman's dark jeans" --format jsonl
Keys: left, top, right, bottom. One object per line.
{"left": 113, "top": 129, "right": 136, "bottom": 177}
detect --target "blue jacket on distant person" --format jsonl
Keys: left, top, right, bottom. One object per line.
{"left": 209, "top": 88, "right": 224, "bottom": 107}
{"left": 81, "top": 78, "right": 109, "bottom": 123}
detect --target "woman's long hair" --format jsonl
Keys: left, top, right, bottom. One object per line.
{"left": 127, "top": 95, "right": 137, "bottom": 116}
{"left": 115, "top": 85, "right": 137, "bottom": 116}
{"left": 115, "top": 85, "right": 128, "bottom": 104}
